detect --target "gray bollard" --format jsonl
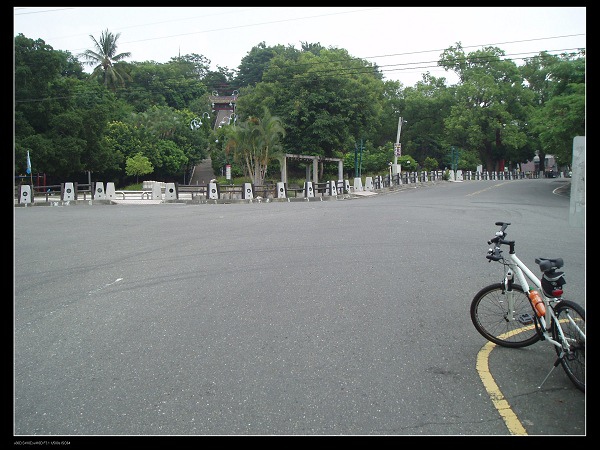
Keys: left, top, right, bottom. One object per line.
{"left": 243, "top": 182, "right": 254, "bottom": 199}
{"left": 164, "top": 182, "right": 177, "bottom": 200}
{"left": 94, "top": 182, "right": 106, "bottom": 199}
{"left": 19, "top": 184, "right": 33, "bottom": 204}
{"left": 207, "top": 182, "right": 219, "bottom": 200}
{"left": 151, "top": 181, "right": 162, "bottom": 200}
{"left": 304, "top": 181, "right": 314, "bottom": 198}
{"left": 62, "top": 182, "right": 75, "bottom": 201}
{"left": 276, "top": 182, "right": 287, "bottom": 198}
{"left": 328, "top": 180, "right": 337, "bottom": 196}
{"left": 106, "top": 182, "right": 116, "bottom": 200}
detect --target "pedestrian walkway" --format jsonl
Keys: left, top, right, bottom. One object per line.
{"left": 190, "top": 157, "right": 215, "bottom": 185}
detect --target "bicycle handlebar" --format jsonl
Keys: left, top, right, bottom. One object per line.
{"left": 486, "top": 223, "right": 564, "bottom": 271}
{"left": 486, "top": 222, "right": 514, "bottom": 261}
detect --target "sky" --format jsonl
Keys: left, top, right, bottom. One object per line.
{"left": 13, "top": 6, "right": 586, "bottom": 87}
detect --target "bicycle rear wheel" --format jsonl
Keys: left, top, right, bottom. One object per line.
{"left": 471, "top": 283, "right": 541, "bottom": 348}
{"left": 551, "top": 300, "right": 585, "bottom": 392}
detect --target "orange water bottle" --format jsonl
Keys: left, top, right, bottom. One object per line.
{"left": 529, "top": 288, "right": 546, "bottom": 317}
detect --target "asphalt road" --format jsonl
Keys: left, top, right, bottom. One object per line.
{"left": 13, "top": 178, "right": 585, "bottom": 441}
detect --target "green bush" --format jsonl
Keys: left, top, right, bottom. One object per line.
{"left": 121, "top": 182, "right": 143, "bottom": 190}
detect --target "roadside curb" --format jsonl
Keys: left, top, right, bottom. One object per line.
{"left": 12, "top": 181, "right": 449, "bottom": 207}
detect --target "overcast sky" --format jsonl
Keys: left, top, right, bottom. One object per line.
{"left": 14, "top": 6, "right": 586, "bottom": 87}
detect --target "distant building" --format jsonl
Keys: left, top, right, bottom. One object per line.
{"left": 520, "top": 153, "right": 558, "bottom": 175}
{"left": 209, "top": 92, "right": 238, "bottom": 130}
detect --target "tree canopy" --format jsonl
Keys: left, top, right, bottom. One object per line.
{"left": 14, "top": 32, "right": 585, "bottom": 186}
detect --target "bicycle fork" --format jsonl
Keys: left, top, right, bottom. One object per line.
{"left": 502, "top": 270, "right": 519, "bottom": 322}
{"left": 502, "top": 270, "right": 537, "bottom": 327}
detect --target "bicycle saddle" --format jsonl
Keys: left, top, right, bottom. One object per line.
{"left": 535, "top": 257, "right": 564, "bottom": 272}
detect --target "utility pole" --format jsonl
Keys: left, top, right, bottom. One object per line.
{"left": 393, "top": 116, "right": 405, "bottom": 178}
{"left": 354, "top": 142, "right": 358, "bottom": 178}
{"left": 354, "top": 139, "right": 364, "bottom": 178}
{"left": 358, "top": 138, "right": 363, "bottom": 177}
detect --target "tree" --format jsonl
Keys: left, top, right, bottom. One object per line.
{"left": 204, "top": 66, "right": 237, "bottom": 95}
{"left": 398, "top": 155, "right": 417, "bottom": 171}
{"left": 520, "top": 50, "right": 585, "bottom": 169}
{"left": 123, "top": 60, "right": 208, "bottom": 111}
{"left": 423, "top": 157, "right": 438, "bottom": 172}
{"left": 401, "top": 73, "right": 455, "bottom": 168}
{"left": 124, "top": 106, "right": 206, "bottom": 181}
{"left": 228, "top": 108, "right": 285, "bottom": 185}
{"left": 79, "top": 29, "right": 132, "bottom": 91}
{"left": 15, "top": 30, "right": 584, "bottom": 186}
{"left": 238, "top": 46, "right": 384, "bottom": 165}
{"left": 126, "top": 153, "right": 153, "bottom": 183}
{"left": 530, "top": 83, "right": 585, "bottom": 167}
{"left": 439, "top": 43, "right": 533, "bottom": 172}
{"left": 235, "top": 42, "right": 299, "bottom": 87}
{"left": 15, "top": 33, "right": 131, "bottom": 182}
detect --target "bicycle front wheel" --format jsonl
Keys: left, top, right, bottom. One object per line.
{"left": 470, "top": 283, "right": 541, "bottom": 348}
{"left": 551, "top": 300, "right": 585, "bottom": 392}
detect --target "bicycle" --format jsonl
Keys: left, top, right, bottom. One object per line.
{"left": 470, "top": 222, "right": 585, "bottom": 392}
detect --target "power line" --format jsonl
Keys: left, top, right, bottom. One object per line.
{"left": 14, "top": 7, "right": 380, "bottom": 55}
{"left": 14, "top": 46, "right": 585, "bottom": 104}
{"left": 361, "top": 34, "right": 585, "bottom": 61}
{"left": 14, "top": 6, "right": 585, "bottom": 75}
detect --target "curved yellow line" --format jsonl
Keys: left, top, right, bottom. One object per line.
{"left": 476, "top": 303, "right": 580, "bottom": 434}
{"left": 476, "top": 340, "right": 528, "bottom": 435}
{"left": 476, "top": 324, "right": 539, "bottom": 435}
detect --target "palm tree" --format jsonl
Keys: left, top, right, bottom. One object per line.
{"left": 229, "top": 107, "right": 285, "bottom": 185}
{"left": 253, "top": 108, "right": 285, "bottom": 185}
{"left": 79, "top": 29, "right": 132, "bottom": 91}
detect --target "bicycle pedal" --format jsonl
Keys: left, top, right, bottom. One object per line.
{"left": 517, "top": 313, "right": 534, "bottom": 325}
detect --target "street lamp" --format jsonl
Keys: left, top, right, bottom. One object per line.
{"left": 229, "top": 90, "right": 239, "bottom": 120}
{"left": 216, "top": 114, "right": 235, "bottom": 182}
{"left": 230, "top": 90, "right": 239, "bottom": 105}
{"left": 190, "top": 112, "right": 211, "bottom": 130}
{"left": 218, "top": 113, "right": 237, "bottom": 128}
{"left": 211, "top": 90, "right": 219, "bottom": 110}
{"left": 200, "top": 111, "right": 210, "bottom": 124}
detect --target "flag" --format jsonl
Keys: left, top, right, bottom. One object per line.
{"left": 26, "top": 151, "right": 31, "bottom": 175}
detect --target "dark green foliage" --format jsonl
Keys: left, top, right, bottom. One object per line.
{"left": 14, "top": 32, "right": 585, "bottom": 187}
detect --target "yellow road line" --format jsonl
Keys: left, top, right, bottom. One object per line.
{"left": 476, "top": 325, "right": 539, "bottom": 435}
{"left": 466, "top": 181, "right": 512, "bottom": 196}
{"left": 476, "top": 340, "right": 528, "bottom": 435}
